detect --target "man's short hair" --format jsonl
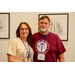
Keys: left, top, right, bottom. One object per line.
{"left": 39, "top": 15, "right": 50, "bottom": 23}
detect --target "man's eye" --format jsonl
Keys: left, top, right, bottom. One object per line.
{"left": 40, "top": 22, "right": 43, "bottom": 24}
{"left": 45, "top": 23, "right": 47, "bottom": 24}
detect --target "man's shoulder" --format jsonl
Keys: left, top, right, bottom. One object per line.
{"left": 50, "top": 32, "right": 58, "bottom": 36}
{"left": 33, "top": 32, "right": 39, "bottom": 36}
{"left": 50, "top": 32, "right": 60, "bottom": 39}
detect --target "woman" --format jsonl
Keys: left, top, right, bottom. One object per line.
{"left": 7, "top": 22, "right": 34, "bottom": 62}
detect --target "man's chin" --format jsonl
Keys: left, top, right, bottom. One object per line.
{"left": 40, "top": 29, "right": 47, "bottom": 32}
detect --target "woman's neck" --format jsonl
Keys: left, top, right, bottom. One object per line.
{"left": 20, "top": 37, "right": 27, "bottom": 42}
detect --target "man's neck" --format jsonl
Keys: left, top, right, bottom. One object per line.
{"left": 40, "top": 31, "right": 49, "bottom": 35}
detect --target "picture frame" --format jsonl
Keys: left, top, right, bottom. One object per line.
{"left": 0, "top": 13, "right": 10, "bottom": 39}
{"left": 38, "top": 13, "right": 69, "bottom": 41}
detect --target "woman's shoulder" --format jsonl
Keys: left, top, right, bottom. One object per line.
{"left": 10, "top": 37, "right": 20, "bottom": 43}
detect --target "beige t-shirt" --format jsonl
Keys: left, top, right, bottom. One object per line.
{"left": 7, "top": 38, "right": 34, "bottom": 62}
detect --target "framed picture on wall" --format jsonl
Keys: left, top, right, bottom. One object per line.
{"left": 0, "top": 13, "right": 10, "bottom": 39}
{"left": 38, "top": 13, "right": 69, "bottom": 41}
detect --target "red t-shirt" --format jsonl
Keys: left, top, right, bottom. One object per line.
{"left": 32, "top": 32, "right": 66, "bottom": 62}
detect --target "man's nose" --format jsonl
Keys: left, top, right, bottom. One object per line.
{"left": 42, "top": 23, "right": 45, "bottom": 26}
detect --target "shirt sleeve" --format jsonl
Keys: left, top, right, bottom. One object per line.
{"left": 56, "top": 35, "right": 66, "bottom": 55}
{"left": 7, "top": 39, "right": 17, "bottom": 56}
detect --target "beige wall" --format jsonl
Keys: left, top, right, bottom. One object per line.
{"left": 0, "top": 12, "right": 75, "bottom": 62}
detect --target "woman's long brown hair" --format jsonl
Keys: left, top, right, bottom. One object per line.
{"left": 16, "top": 22, "right": 33, "bottom": 47}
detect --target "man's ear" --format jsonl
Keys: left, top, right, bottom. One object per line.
{"left": 38, "top": 23, "right": 40, "bottom": 27}
{"left": 49, "top": 24, "right": 51, "bottom": 27}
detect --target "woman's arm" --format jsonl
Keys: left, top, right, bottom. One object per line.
{"left": 7, "top": 54, "right": 22, "bottom": 62}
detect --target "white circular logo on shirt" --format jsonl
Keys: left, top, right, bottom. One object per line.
{"left": 35, "top": 39, "right": 49, "bottom": 54}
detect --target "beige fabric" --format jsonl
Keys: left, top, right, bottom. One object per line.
{"left": 7, "top": 38, "right": 34, "bottom": 62}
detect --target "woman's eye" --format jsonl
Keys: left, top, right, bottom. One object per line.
{"left": 20, "top": 28, "right": 28, "bottom": 30}
{"left": 25, "top": 28, "right": 28, "bottom": 30}
{"left": 20, "top": 28, "right": 24, "bottom": 30}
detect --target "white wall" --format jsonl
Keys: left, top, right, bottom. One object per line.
{"left": 0, "top": 12, "right": 75, "bottom": 62}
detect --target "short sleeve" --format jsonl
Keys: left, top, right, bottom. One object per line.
{"left": 7, "top": 40, "right": 17, "bottom": 56}
{"left": 56, "top": 36, "right": 66, "bottom": 55}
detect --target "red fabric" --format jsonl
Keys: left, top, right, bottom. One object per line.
{"left": 32, "top": 32, "right": 66, "bottom": 62}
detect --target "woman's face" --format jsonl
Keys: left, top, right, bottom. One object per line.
{"left": 20, "top": 24, "right": 29, "bottom": 38}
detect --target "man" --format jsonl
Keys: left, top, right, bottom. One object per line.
{"left": 32, "top": 15, "right": 66, "bottom": 62}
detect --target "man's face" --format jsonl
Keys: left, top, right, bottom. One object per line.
{"left": 38, "top": 18, "right": 50, "bottom": 32}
